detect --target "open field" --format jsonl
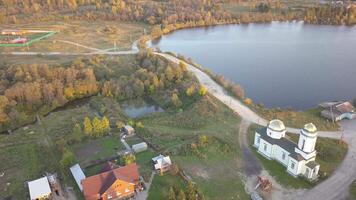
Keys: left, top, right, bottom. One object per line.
{"left": 140, "top": 94, "right": 249, "bottom": 199}
{"left": 247, "top": 124, "right": 347, "bottom": 189}
{"left": 0, "top": 20, "right": 146, "bottom": 54}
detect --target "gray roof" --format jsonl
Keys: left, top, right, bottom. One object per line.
{"left": 70, "top": 164, "right": 86, "bottom": 191}
{"left": 306, "top": 161, "right": 319, "bottom": 169}
{"left": 257, "top": 128, "right": 298, "bottom": 153}
{"left": 289, "top": 152, "right": 305, "bottom": 161}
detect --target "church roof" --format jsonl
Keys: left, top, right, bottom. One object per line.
{"left": 306, "top": 161, "right": 319, "bottom": 169}
{"left": 303, "top": 123, "right": 317, "bottom": 134}
{"left": 268, "top": 119, "right": 286, "bottom": 132}
{"left": 289, "top": 152, "right": 305, "bottom": 161}
{"left": 257, "top": 128, "right": 298, "bottom": 154}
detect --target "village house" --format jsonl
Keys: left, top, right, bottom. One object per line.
{"left": 152, "top": 155, "right": 172, "bottom": 174}
{"left": 253, "top": 119, "right": 320, "bottom": 181}
{"left": 320, "top": 101, "right": 355, "bottom": 121}
{"left": 81, "top": 163, "right": 140, "bottom": 200}
{"left": 28, "top": 177, "right": 52, "bottom": 200}
{"left": 122, "top": 125, "right": 135, "bottom": 136}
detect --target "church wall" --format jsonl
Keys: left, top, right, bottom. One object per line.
{"left": 272, "top": 145, "right": 290, "bottom": 167}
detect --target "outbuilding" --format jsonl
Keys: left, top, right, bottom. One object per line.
{"left": 70, "top": 164, "right": 86, "bottom": 191}
{"left": 28, "top": 177, "right": 52, "bottom": 200}
{"left": 132, "top": 142, "right": 148, "bottom": 153}
{"left": 152, "top": 154, "right": 172, "bottom": 173}
{"left": 122, "top": 125, "right": 135, "bottom": 135}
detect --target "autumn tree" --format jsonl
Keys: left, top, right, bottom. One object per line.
{"left": 169, "top": 187, "right": 177, "bottom": 200}
{"left": 83, "top": 117, "right": 93, "bottom": 135}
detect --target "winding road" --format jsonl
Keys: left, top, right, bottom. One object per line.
{"left": 2, "top": 39, "right": 356, "bottom": 199}
{"left": 156, "top": 53, "right": 356, "bottom": 200}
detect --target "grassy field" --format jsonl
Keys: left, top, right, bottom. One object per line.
{"left": 147, "top": 174, "right": 186, "bottom": 200}
{"left": 0, "top": 20, "right": 147, "bottom": 54}
{"left": 348, "top": 181, "right": 356, "bottom": 200}
{"left": 247, "top": 124, "right": 347, "bottom": 189}
{"left": 140, "top": 94, "right": 249, "bottom": 200}
{"left": 253, "top": 106, "right": 339, "bottom": 131}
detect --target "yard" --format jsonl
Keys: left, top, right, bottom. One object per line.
{"left": 247, "top": 124, "right": 348, "bottom": 189}
{"left": 140, "top": 94, "right": 249, "bottom": 199}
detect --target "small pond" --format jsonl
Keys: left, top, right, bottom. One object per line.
{"left": 121, "top": 98, "right": 164, "bottom": 118}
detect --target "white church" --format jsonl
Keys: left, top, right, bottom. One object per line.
{"left": 253, "top": 119, "right": 320, "bottom": 181}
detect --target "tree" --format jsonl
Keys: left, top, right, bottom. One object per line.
{"left": 83, "top": 117, "right": 93, "bottom": 135}
{"left": 123, "top": 154, "right": 136, "bottom": 165}
{"left": 185, "top": 182, "right": 196, "bottom": 200}
{"left": 231, "top": 84, "right": 244, "bottom": 99}
{"left": 101, "top": 116, "right": 110, "bottom": 133}
{"left": 60, "top": 148, "right": 75, "bottom": 171}
{"left": 198, "top": 135, "right": 208, "bottom": 147}
{"left": 169, "top": 187, "right": 177, "bottom": 200}
{"left": 186, "top": 85, "right": 195, "bottom": 96}
{"left": 171, "top": 93, "right": 182, "bottom": 107}
{"left": 244, "top": 98, "right": 253, "bottom": 105}
{"left": 199, "top": 86, "right": 207, "bottom": 96}
{"left": 92, "top": 117, "right": 102, "bottom": 136}
{"left": 72, "top": 123, "right": 83, "bottom": 142}
{"left": 177, "top": 190, "right": 186, "bottom": 200}
{"left": 116, "top": 121, "right": 125, "bottom": 129}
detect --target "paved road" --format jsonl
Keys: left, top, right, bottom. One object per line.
{"left": 156, "top": 53, "right": 356, "bottom": 200}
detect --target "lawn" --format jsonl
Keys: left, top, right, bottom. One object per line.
{"left": 247, "top": 124, "right": 348, "bottom": 189}
{"left": 0, "top": 20, "right": 147, "bottom": 54}
{"left": 148, "top": 174, "right": 186, "bottom": 200}
{"left": 253, "top": 106, "right": 339, "bottom": 131}
{"left": 139, "top": 94, "right": 249, "bottom": 199}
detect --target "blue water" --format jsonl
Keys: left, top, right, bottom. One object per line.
{"left": 150, "top": 22, "right": 356, "bottom": 110}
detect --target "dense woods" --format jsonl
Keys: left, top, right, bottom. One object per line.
{"left": 0, "top": 51, "right": 201, "bottom": 132}
{"left": 0, "top": 62, "right": 98, "bottom": 131}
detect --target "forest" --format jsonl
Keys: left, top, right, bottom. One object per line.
{"left": 0, "top": 50, "right": 201, "bottom": 132}
{"left": 1, "top": 0, "right": 355, "bottom": 26}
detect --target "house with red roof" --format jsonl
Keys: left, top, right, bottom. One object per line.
{"left": 81, "top": 163, "right": 140, "bottom": 200}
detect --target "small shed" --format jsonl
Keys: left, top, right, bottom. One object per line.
{"left": 123, "top": 125, "right": 135, "bottom": 135}
{"left": 152, "top": 154, "right": 172, "bottom": 173}
{"left": 28, "top": 177, "right": 52, "bottom": 200}
{"left": 132, "top": 142, "right": 148, "bottom": 153}
{"left": 70, "top": 164, "right": 86, "bottom": 191}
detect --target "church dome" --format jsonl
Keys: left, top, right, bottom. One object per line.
{"left": 303, "top": 123, "right": 317, "bottom": 134}
{"left": 268, "top": 119, "right": 286, "bottom": 132}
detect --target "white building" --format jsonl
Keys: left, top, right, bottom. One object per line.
{"left": 253, "top": 119, "right": 320, "bottom": 181}
{"left": 70, "top": 164, "right": 86, "bottom": 191}
{"left": 152, "top": 154, "right": 172, "bottom": 173}
{"left": 132, "top": 142, "right": 148, "bottom": 153}
{"left": 28, "top": 177, "right": 52, "bottom": 200}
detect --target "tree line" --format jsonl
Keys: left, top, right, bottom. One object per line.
{"left": 0, "top": 62, "right": 99, "bottom": 131}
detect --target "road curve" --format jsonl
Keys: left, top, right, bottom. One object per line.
{"left": 156, "top": 52, "right": 356, "bottom": 200}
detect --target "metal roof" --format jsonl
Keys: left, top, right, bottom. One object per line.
{"left": 70, "top": 164, "right": 86, "bottom": 191}
{"left": 28, "top": 177, "right": 51, "bottom": 200}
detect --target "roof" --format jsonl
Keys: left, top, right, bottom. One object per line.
{"left": 321, "top": 101, "right": 355, "bottom": 118}
{"left": 152, "top": 155, "right": 172, "bottom": 170}
{"left": 132, "top": 142, "right": 148, "bottom": 149}
{"left": 335, "top": 101, "right": 354, "bottom": 113}
{"left": 124, "top": 125, "right": 134, "bottom": 131}
{"left": 81, "top": 163, "right": 139, "bottom": 199}
{"left": 70, "top": 164, "right": 86, "bottom": 191}
{"left": 257, "top": 128, "right": 299, "bottom": 154}
{"left": 303, "top": 123, "right": 317, "bottom": 134}
{"left": 306, "top": 161, "right": 319, "bottom": 169}
{"left": 268, "top": 119, "right": 286, "bottom": 132}
{"left": 289, "top": 152, "right": 305, "bottom": 161}
{"left": 28, "top": 177, "right": 51, "bottom": 199}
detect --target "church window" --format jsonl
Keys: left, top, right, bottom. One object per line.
{"left": 282, "top": 152, "right": 286, "bottom": 160}
{"left": 257, "top": 137, "right": 260, "bottom": 144}
{"left": 291, "top": 162, "right": 295, "bottom": 169}
{"left": 264, "top": 144, "right": 267, "bottom": 151}
{"left": 301, "top": 139, "right": 305, "bottom": 149}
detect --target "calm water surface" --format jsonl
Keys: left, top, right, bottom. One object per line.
{"left": 150, "top": 22, "right": 356, "bottom": 110}
{"left": 121, "top": 98, "right": 163, "bottom": 118}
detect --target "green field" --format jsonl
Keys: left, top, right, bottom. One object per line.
{"left": 0, "top": 31, "right": 57, "bottom": 47}
{"left": 247, "top": 124, "right": 347, "bottom": 189}
{"left": 140, "top": 94, "right": 249, "bottom": 200}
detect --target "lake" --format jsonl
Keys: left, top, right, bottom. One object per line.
{"left": 150, "top": 21, "right": 356, "bottom": 110}
{"left": 121, "top": 98, "right": 164, "bottom": 118}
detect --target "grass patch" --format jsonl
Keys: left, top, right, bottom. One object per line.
{"left": 247, "top": 124, "right": 347, "bottom": 189}
{"left": 140, "top": 94, "right": 248, "bottom": 199}
{"left": 254, "top": 106, "right": 339, "bottom": 131}
{"left": 348, "top": 181, "right": 356, "bottom": 200}
{"left": 147, "top": 174, "right": 186, "bottom": 200}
